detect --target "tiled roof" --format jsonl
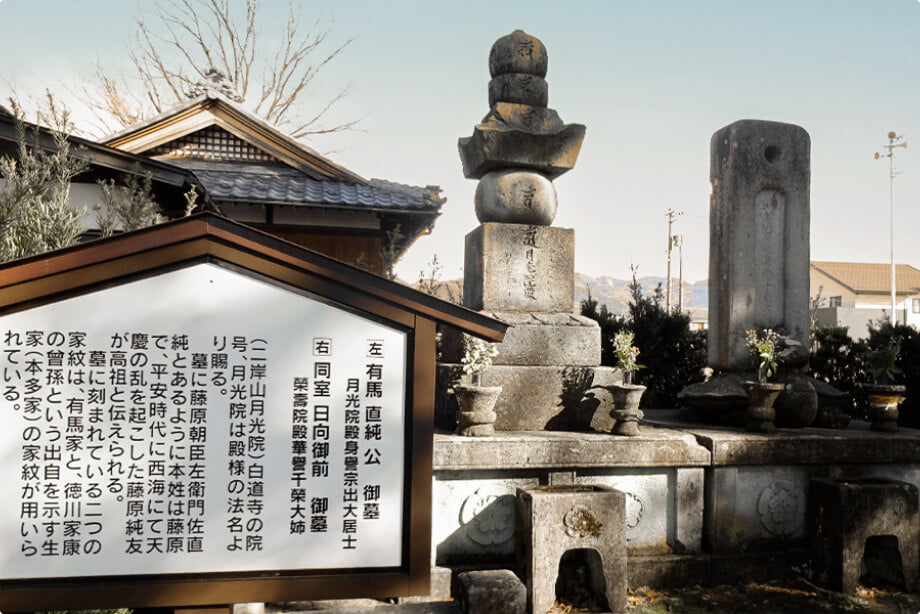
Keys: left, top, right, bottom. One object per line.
{"left": 192, "top": 165, "right": 444, "bottom": 212}
{"left": 103, "top": 93, "right": 365, "bottom": 183}
{"left": 811, "top": 261, "right": 920, "bottom": 294}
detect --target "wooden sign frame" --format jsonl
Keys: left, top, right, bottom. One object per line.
{"left": 0, "top": 214, "right": 505, "bottom": 611}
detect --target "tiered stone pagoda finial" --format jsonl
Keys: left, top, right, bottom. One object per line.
{"left": 459, "top": 30, "right": 586, "bottom": 226}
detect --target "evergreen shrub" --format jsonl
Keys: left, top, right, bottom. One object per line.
{"left": 581, "top": 275, "right": 707, "bottom": 408}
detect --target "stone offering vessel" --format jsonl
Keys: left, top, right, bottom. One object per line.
{"left": 459, "top": 30, "right": 586, "bottom": 226}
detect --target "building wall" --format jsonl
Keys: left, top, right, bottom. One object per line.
{"left": 814, "top": 306, "right": 899, "bottom": 339}
{"left": 260, "top": 226, "right": 385, "bottom": 274}
{"left": 810, "top": 271, "right": 857, "bottom": 307}
{"left": 811, "top": 269, "right": 920, "bottom": 331}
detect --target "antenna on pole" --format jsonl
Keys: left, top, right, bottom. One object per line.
{"left": 875, "top": 131, "right": 907, "bottom": 324}
{"left": 665, "top": 209, "right": 684, "bottom": 311}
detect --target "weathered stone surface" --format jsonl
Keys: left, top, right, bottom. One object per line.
{"left": 811, "top": 377, "right": 851, "bottom": 429}
{"left": 432, "top": 464, "right": 704, "bottom": 566}
{"left": 708, "top": 119, "right": 811, "bottom": 371}
{"left": 489, "top": 30, "right": 548, "bottom": 78}
{"left": 443, "top": 314, "right": 599, "bottom": 367}
{"left": 772, "top": 372, "right": 817, "bottom": 427}
{"left": 474, "top": 169, "right": 557, "bottom": 225}
{"left": 438, "top": 364, "right": 618, "bottom": 431}
{"left": 487, "top": 312, "right": 601, "bottom": 366}
{"left": 455, "top": 569, "right": 526, "bottom": 614}
{"left": 433, "top": 475, "right": 539, "bottom": 563}
{"left": 517, "top": 486, "right": 627, "bottom": 614}
{"left": 440, "top": 315, "right": 600, "bottom": 367}
{"left": 458, "top": 123, "right": 586, "bottom": 180}
{"left": 678, "top": 368, "right": 818, "bottom": 428}
{"left": 488, "top": 73, "right": 548, "bottom": 108}
{"left": 433, "top": 425, "right": 712, "bottom": 470}
{"left": 645, "top": 411, "right": 920, "bottom": 465}
{"left": 461, "top": 30, "right": 585, "bottom": 181}
{"left": 454, "top": 384, "right": 501, "bottom": 437}
{"left": 706, "top": 464, "right": 810, "bottom": 554}
{"left": 577, "top": 469, "right": 704, "bottom": 556}
{"left": 480, "top": 103, "right": 566, "bottom": 135}
{"left": 677, "top": 372, "right": 749, "bottom": 424}
{"left": 809, "top": 478, "right": 919, "bottom": 594}
{"left": 464, "top": 223, "right": 574, "bottom": 313}
{"left": 232, "top": 603, "right": 264, "bottom": 614}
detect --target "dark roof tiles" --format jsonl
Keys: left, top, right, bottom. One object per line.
{"left": 193, "top": 167, "right": 444, "bottom": 211}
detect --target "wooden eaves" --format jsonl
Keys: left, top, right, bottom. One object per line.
{"left": 0, "top": 113, "right": 202, "bottom": 200}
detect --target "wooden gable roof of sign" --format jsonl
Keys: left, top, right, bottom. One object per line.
{"left": 0, "top": 212, "right": 505, "bottom": 342}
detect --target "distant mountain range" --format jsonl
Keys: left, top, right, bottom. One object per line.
{"left": 407, "top": 273, "right": 708, "bottom": 316}
{"left": 574, "top": 274, "right": 708, "bottom": 315}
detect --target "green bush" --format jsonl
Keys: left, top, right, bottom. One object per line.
{"left": 809, "top": 322, "right": 920, "bottom": 425}
{"left": 582, "top": 275, "right": 707, "bottom": 408}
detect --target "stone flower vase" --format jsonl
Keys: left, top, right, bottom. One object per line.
{"left": 454, "top": 375, "right": 502, "bottom": 437}
{"left": 861, "top": 384, "right": 906, "bottom": 433}
{"left": 609, "top": 381, "right": 645, "bottom": 437}
{"left": 742, "top": 380, "right": 785, "bottom": 433}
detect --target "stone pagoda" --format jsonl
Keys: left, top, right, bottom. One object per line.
{"left": 439, "top": 30, "right": 618, "bottom": 432}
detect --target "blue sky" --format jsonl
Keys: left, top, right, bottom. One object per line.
{"left": 2, "top": 0, "right": 919, "bottom": 284}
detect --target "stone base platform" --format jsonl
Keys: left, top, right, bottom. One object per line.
{"left": 440, "top": 311, "right": 602, "bottom": 367}
{"left": 432, "top": 412, "right": 920, "bottom": 590}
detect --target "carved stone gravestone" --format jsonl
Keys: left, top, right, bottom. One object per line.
{"left": 680, "top": 120, "right": 819, "bottom": 427}
{"left": 440, "top": 30, "right": 619, "bottom": 431}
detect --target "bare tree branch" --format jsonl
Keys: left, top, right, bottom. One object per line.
{"left": 78, "top": 0, "right": 358, "bottom": 139}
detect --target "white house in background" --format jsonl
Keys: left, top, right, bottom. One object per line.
{"left": 687, "top": 307, "right": 708, "bottom": 331}
{"left": 810, "top": 261, "right": 920, "bottom": 338}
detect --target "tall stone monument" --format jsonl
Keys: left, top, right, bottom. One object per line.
{"left": 442, "top": 30, "right": 618, "bottom": 431}
{"left": 680, "top": 119, "right": 818, "bottom": 427}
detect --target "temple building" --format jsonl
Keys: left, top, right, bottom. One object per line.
{"left": 0, "top": 81, "right": 443, "bottom": 275}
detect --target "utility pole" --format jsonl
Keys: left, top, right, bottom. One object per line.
{"left": 664, "top": 209, "right": 684, "bottom": 310}
{"left": 875, "top": 131, "right": 907, "bottom": 324}
{"left": 677, "top": 234, "right": 684, "bottom": 312}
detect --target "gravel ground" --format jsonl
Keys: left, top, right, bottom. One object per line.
{"left": 624, "top": 580, "right": 920, "bottom": 613}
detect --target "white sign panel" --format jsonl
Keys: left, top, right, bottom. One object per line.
{"left": 0, "top": 263, "right": 407, "bottom": 579}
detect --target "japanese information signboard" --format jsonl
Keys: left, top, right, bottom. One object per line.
{"left": 0, "top": 214, "right": 506, "bottom": 610}
{"left": 0, "top": 263, "right": 408, "bottom": 578}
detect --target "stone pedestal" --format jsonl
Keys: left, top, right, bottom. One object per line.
{"left": 516, "top": 485, "right": 627, "bottom": 614}
{"left": 440, "top": 221, "right": 609, "bottom": 432}
{"left": 456, "top": 569, "right": 527, "bottom": 614}
{"left": 809, "top": 477, "right": 920, "bottom": 594}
